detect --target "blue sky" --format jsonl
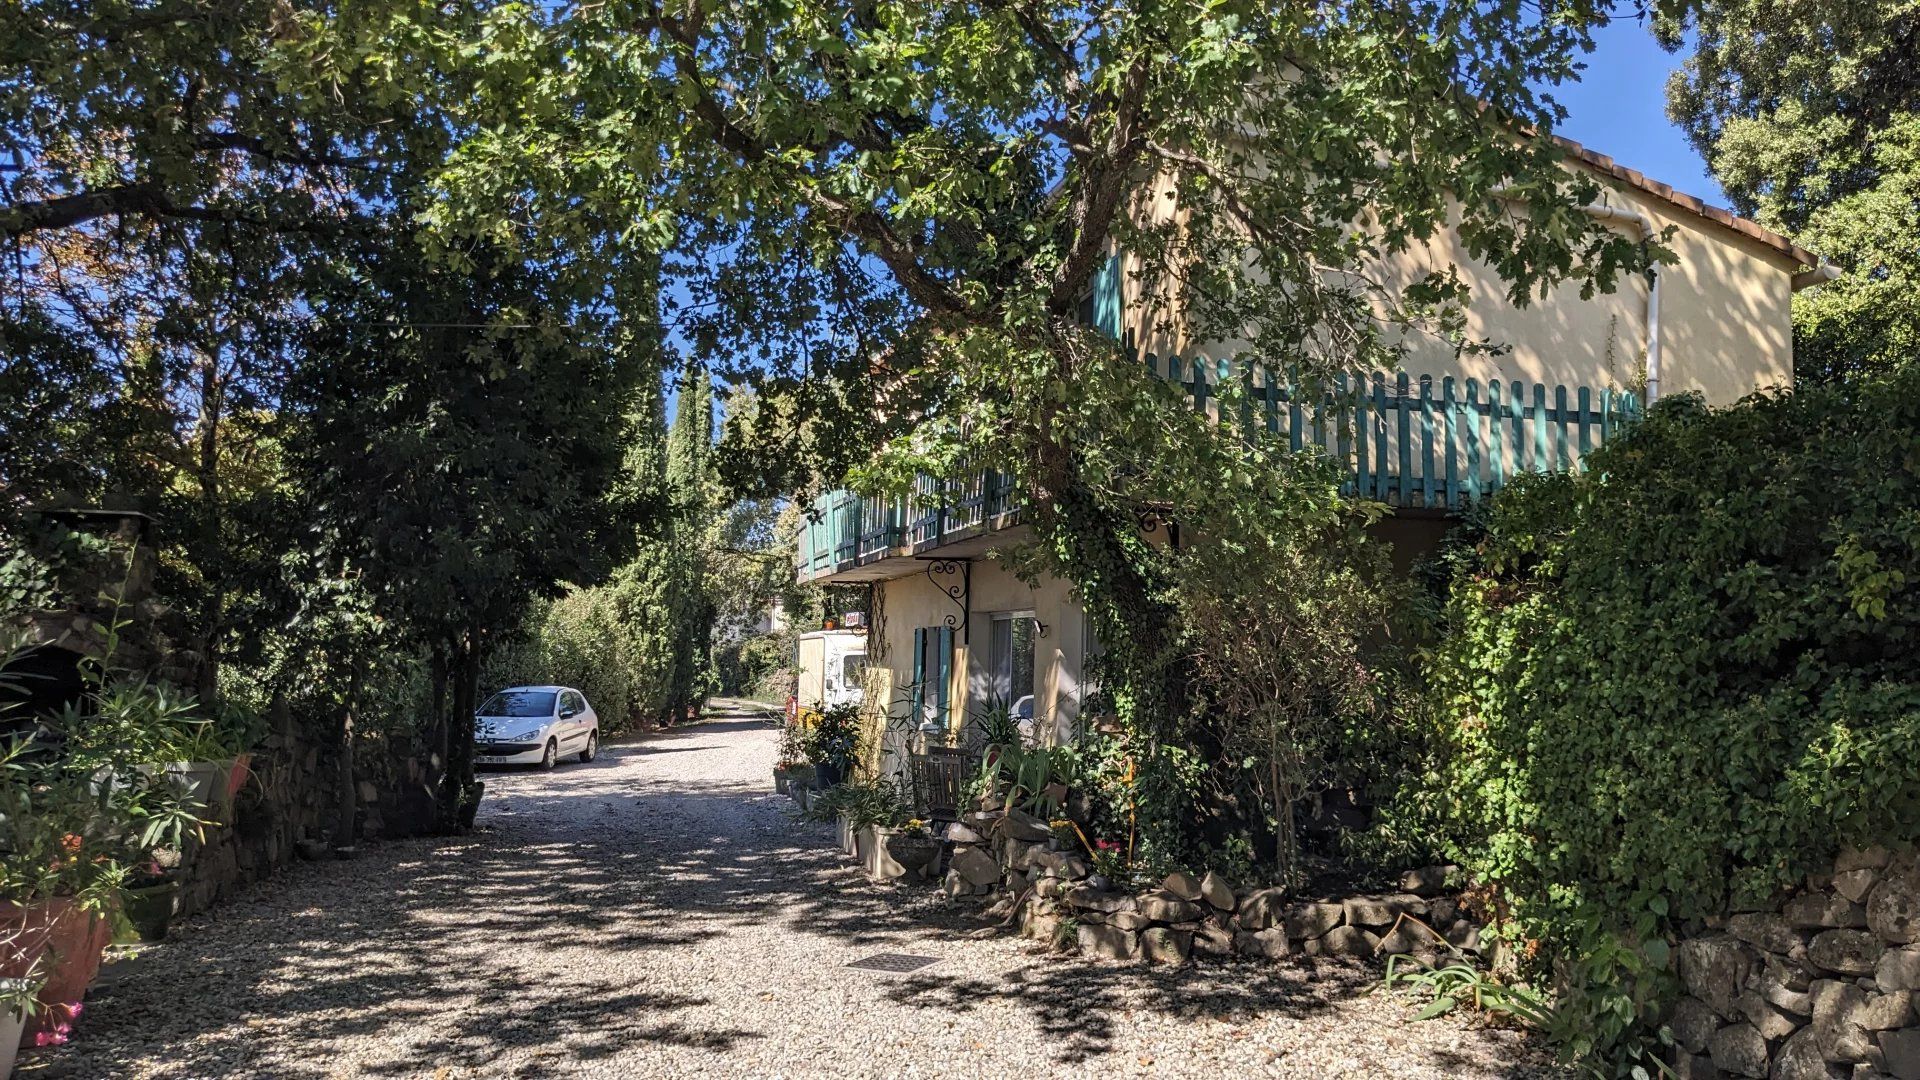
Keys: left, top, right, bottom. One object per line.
{"left": 1550, "top": 16, "right": 1726, "bottom": 207}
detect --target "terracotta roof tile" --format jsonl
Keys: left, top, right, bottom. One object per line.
{"left": 1551, "top": 133, "right": 1822, "bottom": 268}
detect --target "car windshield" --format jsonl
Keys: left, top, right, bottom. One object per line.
{"left": 478, "top": 690, "right": 555, "bottom": 718}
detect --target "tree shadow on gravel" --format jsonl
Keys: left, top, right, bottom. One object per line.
{"left": 29, "top": 720, "right": 1557, "bottom": 1080}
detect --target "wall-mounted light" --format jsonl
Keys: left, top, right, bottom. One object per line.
{"left": 1034, "top": 620, "right": 1051, "bottom": 639}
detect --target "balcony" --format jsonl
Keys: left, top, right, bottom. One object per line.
{"left": 797, "top": 367, "right": 1641, "bottom": 584}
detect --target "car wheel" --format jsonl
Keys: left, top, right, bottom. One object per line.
{"left": 579, "top": 731, "right": 597, "bottom": 763}
{"left": 540, "top": 739, "right": 557, "bottom": 770}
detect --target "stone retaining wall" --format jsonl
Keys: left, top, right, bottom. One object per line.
{"left": 934, "top": 806, "right": 1480, "bottom": 967}
{"left": 1670, "top": 847, "right": 1920, "bottom": 1080}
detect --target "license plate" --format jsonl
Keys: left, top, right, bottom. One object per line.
{"left": 476, "top": 755, "right": 512, "bottom": 764}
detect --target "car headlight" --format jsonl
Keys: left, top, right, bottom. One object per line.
{"left": 511, "top": 726, "right": 544, "bottom": 741}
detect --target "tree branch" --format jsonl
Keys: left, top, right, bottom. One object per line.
{"left": 646, "top": 3, "right": 970, "bottom": 317}
{"left": 1, "top": 182, "right": 354, "bottom": 240}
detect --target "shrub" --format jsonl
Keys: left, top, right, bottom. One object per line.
{"left": 1423, "top": 371, "right": 1920, "bottom": 1067}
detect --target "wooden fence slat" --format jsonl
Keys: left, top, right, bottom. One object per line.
{"left": 1395, "top": 372, "right": 1413, "bottom": 507}
{"left": 1443, "top": 376, "right": 1460, "bottom": 506}
{"left": 1335, "top": 372, "right": 1352, "bottom": 495}
{"left": 1375, "top": 373, "right": 1389, "bottom": 502}
{"left": 1554, "top": 385, "right": 1570, "bottom": 471}
{"left": 1578, "top": 386, "right": 1593, "bottom": 459}
{"left": 1419, "top": 375, "right": 1436, "bottom": 508}
{"left": 1531, "top": 383, "right": 1547, "bottom": 473}
{"left": 1486, "top": 379, "right": 1503, "bottom": 490}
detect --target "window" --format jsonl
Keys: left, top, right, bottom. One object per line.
{"left": 841, "top": 652, "right": 866, "bottom": 687}
{"left": 989, "top": 611, "right": 1040, "bottom": 738}
{"left": 911, "top": 627, "right": 952, "bottom": 732}
{"left": 479, "top": 690, "right": 556, "bottom": 718}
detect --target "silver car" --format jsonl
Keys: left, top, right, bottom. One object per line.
{"left": 473, "top": 685, "right": 600, "bottom": 768}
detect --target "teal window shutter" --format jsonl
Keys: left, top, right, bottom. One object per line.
{"left": 935, "top": 625, "right": 954, "bottom": 729}
{"left": 1093, "top": 253, "right": 1122, "bottom": 341}
{"left": 911, "top": 627, "right": 927, "bottom": 727}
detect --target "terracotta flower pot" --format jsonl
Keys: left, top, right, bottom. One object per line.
{"left": 0, "top": 898, "right": 110, "bottom": 1048}
{"left": 224, "top": 753, "right": 253, "bottom": 800}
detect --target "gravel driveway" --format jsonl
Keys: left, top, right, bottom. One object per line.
{"left": 29, "top": 702, "right": 1565, "bottom": 1079}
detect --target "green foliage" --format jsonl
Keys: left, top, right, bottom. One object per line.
{"left": 801, "top": 702, "right": 864, "bottom": 774}
{"left": 802, "top": 778, "right": 906, "bottom": 830}
{"left": 1384, "top": 951, "right": 1553, "bottom": 1028}
{"left": 485, "top": 589, "right": 638, "bottom": 736}
{"left": 1424, "top": 371, "right": 1920, "bottom": 1068}
{"left": 1661, "top": 0, "right": 1920, "bottom": 381}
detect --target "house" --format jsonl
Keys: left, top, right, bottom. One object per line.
{"left": 796, "top": 136, "right": 1830, "bottom": 753}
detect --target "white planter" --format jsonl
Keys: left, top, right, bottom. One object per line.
{"left": 837, "top": 813, "right": 858, "bottom": 857}
{"left": 166, "top": 760, "right": 235, "bottom": 818}
{"left": 862, "top": 827, "right": 940, "bottom": 881}
{"left": 0, "top": 1005, "right": 24, "bottom": 1077}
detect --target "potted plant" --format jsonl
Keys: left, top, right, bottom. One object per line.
{"left": 883, "top": 819, "right": 942, "bottom": 879}
{"left": 0, "top": 971, "right": 42, "bottom": 1078}
{"left": 801, "top": 703, "right": 862, "bottom": 789}
{"left": 118, "top": 862, "right": 179, "bottom": 942}
{"left": 4, "top": 670, "right": 201, "bottom": 1046}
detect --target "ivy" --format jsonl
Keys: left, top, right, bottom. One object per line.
{"left": 1420, "top": 367, "right": 1920, "bottom": 1069}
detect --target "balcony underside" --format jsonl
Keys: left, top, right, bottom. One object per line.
{"left": 797, "top": 371, "right": 1644, "bottom": 586}
{"left": 800, "top": 518, "right": 1030, "bottom": 584}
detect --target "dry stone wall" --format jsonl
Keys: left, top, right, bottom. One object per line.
{"left": 1670, "top": 847, "right": 1920, "bottom": 1080}
{"left": 936, "top": 807, "right": 1480, "bottom": 968}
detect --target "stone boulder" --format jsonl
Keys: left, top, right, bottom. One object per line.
{"left": 1397, "top": 865, "right": 1458, "bottom": 896}
{"left": 1876, "top": 946, "right": 1920, "bottom": 993}
{"left": 1678, "top": 935, "right": 1759, "bottom": 1020}
{"left": 1140, "top": 927, "right": 1192, "bottom": 965}
{"left": 951, "top": 845, "right": 1003, "bottom": 888}
{"left": 1832, "top": 869, "right": 1879, "bottom": 905}
{"left": 1284, "top": 902, "right": 1345, "bottom": 941}
{"left": 1078, "top": 923, "right": 1139, "bottom": 961}
{"left": 1344, "top": 894, "right": 1427, "bottom": 928}
{"left": 1879, "top": 1028, "right": 1920, "bottom": 1080}
{"left": 1671, "top": 996, "right": 1723, "bottom": 1055}
{"left": 1732, "top": 991, "right": 1797, "bottom": 1040}
{"left": 1768, "top": 1026, "right": 1833, "bottom": 1080}
{"left": 1063, "top": 885, "right": 1136, "bottom": 914}
{"left": 1234, "top": 928, "right": 1290, "bottom": 960}
{"left": 1139, "top": 890, "right": 1204, "bottom": 924}
{"left": 1728, "top": 912, "right": 1803, "bottom": 955}
{"left": 1313, "top": 925, "right": 1380, "bottom": 957}
{"left": 946, "top": 821, "right": 986, "bottom": 844}
{"left": 1192, "top": 922, "right": 1235, "bottom": 957}
{"left": 1866, "top": 862, "right": 1920, "bottom": 946}
{"left": 998, "top": 808, "right": 1055, "bottom": 843}
{"left": 1236, "top": 888, "right": 1287, "bottom": 932}
{"left": 1809, "top": 929, "right": 1884, "bottom": 976}
{"left": 1200, "top": 871, "right": 1235, "bottom": 912}
{"left": 1810, "top": 980, "right": 1875, "bottom": 1063}
{"left": 1162, "top": 871, "right": 1203, "bottom": 901}
{"left": 1707, "top": 1022, "right": 1768, "bottom": 1078}
{"left": 1786, "top": 892, "right": 1869, "bottom": 931}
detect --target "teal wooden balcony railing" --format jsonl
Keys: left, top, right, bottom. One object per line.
{"left": 797, "top": 367, "right": 1640, "bottom": 580}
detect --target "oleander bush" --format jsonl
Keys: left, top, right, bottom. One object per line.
{"left": 1418, "top": 369, "right": 1920, "bottom": 1068}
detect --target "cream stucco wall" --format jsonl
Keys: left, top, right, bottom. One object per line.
{"left": 870, "top": 559, "right": 1088, "bottom": 748}
{"left": 1120, "top": 162, "right": 1799, "bottom": 407}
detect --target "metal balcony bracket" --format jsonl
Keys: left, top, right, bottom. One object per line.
{"left": 918, "top": 557, "right": 971, "bottom": 644}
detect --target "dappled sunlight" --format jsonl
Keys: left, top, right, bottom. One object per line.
{"left": 33, "top": 705, "right": 1562, "bottom": 1079}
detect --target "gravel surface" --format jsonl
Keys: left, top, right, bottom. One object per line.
{"left": 27, "top": 702, "right": 1567, "bottom": 1079}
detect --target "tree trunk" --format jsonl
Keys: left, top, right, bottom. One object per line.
{"left": 334, "top": 666, "right": 362, "bottom": 846}
{"left": 194, "top": 352, "right": 224, "bottom": 702}
{"left": 1030, "top": 423, "right": 1192, "bottom": 864}
{"left": 437, "top": 628, "right": 480, "bottom": 829}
